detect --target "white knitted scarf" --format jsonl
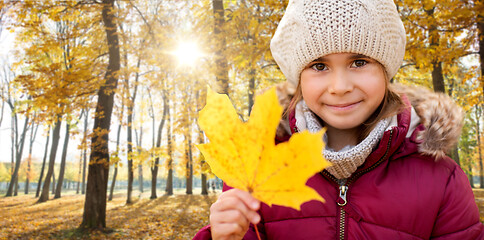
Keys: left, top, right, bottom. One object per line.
{"left": 295, "top": 101, "right": 389, "bottom": 179}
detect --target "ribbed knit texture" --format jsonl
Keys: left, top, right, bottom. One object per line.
{"left": 295, "top": 101, "right": 388, "bottom": 179}
{"left": 270, "top": 0, "right": 406, "bottom": 87}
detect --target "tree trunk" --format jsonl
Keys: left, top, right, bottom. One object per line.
{"left": 82, "top": 108, "right": 89, "bottom": 194}
{"left": 38, "top": 118, "right": 62, "bottom": 203}
{"left": 55, "top": 123, "right": 70, "bottom": 198}
{"left": 10, "top": 113, "right": 15, "bottom": 192}
{"left": 165, "top": 105, "right": 173, "bottom": 196}
{"left": 36, "top": 128, "right": 50, "bottom": 197}
{"left": 212, "top": 0, "right": 229, "bottom": 95}
{"left": 476, "top": 105, "right": 483, "bottom": 188}
{"left": 248, "top": 68, "right": 256, "bottom": 115}
{"left": 126, "top": 107, "right": 134, "bottom": 203}
{"left": 150, "top": 94, "right": 168, "bottom": 199}
{"left": 109, "top": 124, "right": 122, "bottom": 201}
{"left": 25, "top": 118, "right": 38, "bottom": 194}
{"left": 137, "top": 127, "right": 144, "bottom": 193}
{"left": 14, "top": 178, "right": 18, "bottom": 196}
{"left": 77, "top": 149, "right": 82, "bottom": 194}
{"left": 199, "top": 130, "right": 208, "bottom": 195}
{"left": 450, "top": 146, "right": 461, "bottom": 167}
{"left": 480, "top": 143, "right": 484, "bottom": 188}
{"left": 82, "top": 145, "right": 87, "bottom": 194}
{"left": 201, "top": 170, "right": 208, "bottom": 195}
{"left": 0, "top": 87, "right": 4, "bottom": 129}
{"left": 185, "top": 99, "right": 193, "bottom": 195}
{"left": 431, "top": 62, "right": 445, "bottom": 93}
{"left": 109, "top": 166, "right": 118, "bottom": 201}
{"left": 80, "top": 0, "right": 120, "bottom": 230}
{"left": 6, "top": 116, "right": 29, "bottom": 197}
{"left": 185, "top": 137, "right": 193, "bottom": 195}
{"left": 478, "top": 13, "right": 483, "bottom": 96}
{"left": 187, "top": 129, "right": 194, "bottom": 195}
{"left": 76, "top": 107, "right": 86, "bottom": 195}
{"left": 25, "top": 157, "right": 31, "bottom": 194}
{"left": 196, "top": 87, "right": 208, "bottom": 195}
{"left": 51, "top": 169, "right": 56, "bottom": 194}
{"left": 469, "top": 163, "right": 475, "bottom": 188}
{"left": 138, "top": 166, "right": 143, "bottom": 193}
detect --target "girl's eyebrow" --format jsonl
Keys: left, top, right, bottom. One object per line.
{"left": 348, "top": 54, "right": 370, "bottom": 60}
{"left": 311, "top": 57, "right": 327, "bottom": 62}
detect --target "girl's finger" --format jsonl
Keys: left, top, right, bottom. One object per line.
{"left": 219, "top": 189, "right": 260, "bottom": 211}
{"left": 210, "top": 222, "right": 245, "bottom": 240}
{"left": 210, "top": 209, "right": 250, "bottom": 232}
{"left": 212, "top": 193, "right": 261, "bottom": 224}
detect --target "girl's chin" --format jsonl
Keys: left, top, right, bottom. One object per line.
{"left": 323, "top": 121, "right": 362, "bottom": 131}
{"left": 314, "top": 114, "right": 362, "bottom": 130}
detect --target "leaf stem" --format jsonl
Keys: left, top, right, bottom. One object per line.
{"left": 254, "top": 223, "right": 262, "bottom": 240}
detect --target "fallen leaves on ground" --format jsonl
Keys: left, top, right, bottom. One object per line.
{"left": 198, "top": 87, "right": 331, "bottom": 210}
{"left": 0, "top": 190, "right": 218, "bottom": 239}
{"left": 473, "top": 188, "right": 484, "bottom": 223}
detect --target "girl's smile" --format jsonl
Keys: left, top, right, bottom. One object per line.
{"left": 325, "top": 101, "right": 362, "bottom": 112}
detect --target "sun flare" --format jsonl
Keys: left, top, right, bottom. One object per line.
{"left": 173, "top": 41, "right": 204, "bottom": 65}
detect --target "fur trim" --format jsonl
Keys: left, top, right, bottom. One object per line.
{"left": 392, "top": 84, "right": 464, "bottom": 159}
{"left": 271, "top": 82, "right": 464, "bottom": 159}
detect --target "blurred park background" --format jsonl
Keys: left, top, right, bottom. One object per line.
{"left": 0, "top": 0, "right": 483, "bottom": 238}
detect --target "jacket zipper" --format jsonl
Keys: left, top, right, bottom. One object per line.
{"left": 338, "top": 185, "right": 348, "bottom": 240}
{"left": 339, "top": 207, "right": 346, "bottom": 240}
{"left": 322, "top": 129, "right": 394, "bottom": 240}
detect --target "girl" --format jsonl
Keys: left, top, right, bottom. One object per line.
{"left": 194, "top": 0, "right": 483, "bottom": 239}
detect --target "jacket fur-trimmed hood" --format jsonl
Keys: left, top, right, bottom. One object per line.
{"left": 272, "top": 82, "right": 464, "bottom": 160}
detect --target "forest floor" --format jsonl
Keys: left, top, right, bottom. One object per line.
{"left": 0, "top": 189, "right": 218, "bottom": 240}
{"left": 473, "top": 188, "right": 484, "bottom": 222}
{"left": 1, "top": 189, "right": 484, "bottom": 239}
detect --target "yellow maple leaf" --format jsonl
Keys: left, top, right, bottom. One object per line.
{"left": 197, "top": 87, "right": 330, "bottom": 210}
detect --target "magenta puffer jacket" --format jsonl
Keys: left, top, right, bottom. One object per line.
{"left": 193, "top": 85, "right": 484, "bottom": 239}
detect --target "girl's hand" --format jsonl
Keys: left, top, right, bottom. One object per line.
{"left": 210, "top": 189, "right": 261, "bottom": 240}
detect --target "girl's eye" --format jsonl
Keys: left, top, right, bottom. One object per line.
{"left": 310, "top": 63, "right": 327, "bottom": 71}
{"left": 351, "top": 60, "right": 368, "bottom": 68}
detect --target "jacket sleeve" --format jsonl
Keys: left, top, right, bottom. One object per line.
{"left": 192, "top": 223, "right": 266, "bottom": 240}
{"left": 192, "top": 225, "right": 212, "bottom": 240}
{"left": 430, "top": 163, "right": 484, "bottom": 239}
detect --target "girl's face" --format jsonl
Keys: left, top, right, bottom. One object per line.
{"left": 300, "top": 53, "right": 386, "bottom": 131}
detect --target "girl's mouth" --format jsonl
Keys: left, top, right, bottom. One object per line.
{"left": 326, "top": 101, "right": 361, "bottom": 111}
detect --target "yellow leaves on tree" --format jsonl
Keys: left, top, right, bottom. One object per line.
{"left": 197, "top": 87, "right": 330, "bottom": 210}
{"left": 20, "top": 155, "right": 37, "bottom": 181}
{"left": 0, "top": 163, "right": 11, "bottom": 182}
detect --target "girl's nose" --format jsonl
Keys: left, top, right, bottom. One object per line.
{"left": 328, "top": 70, "right": 353, "bottom": 95}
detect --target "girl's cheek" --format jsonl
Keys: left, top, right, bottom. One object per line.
{"left": 302, "top": 78, "right": 325, "bottom": 94}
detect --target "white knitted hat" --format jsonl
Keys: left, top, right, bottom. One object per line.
{"left": 270, "top": 0, "right": 406, "bottom": 87}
